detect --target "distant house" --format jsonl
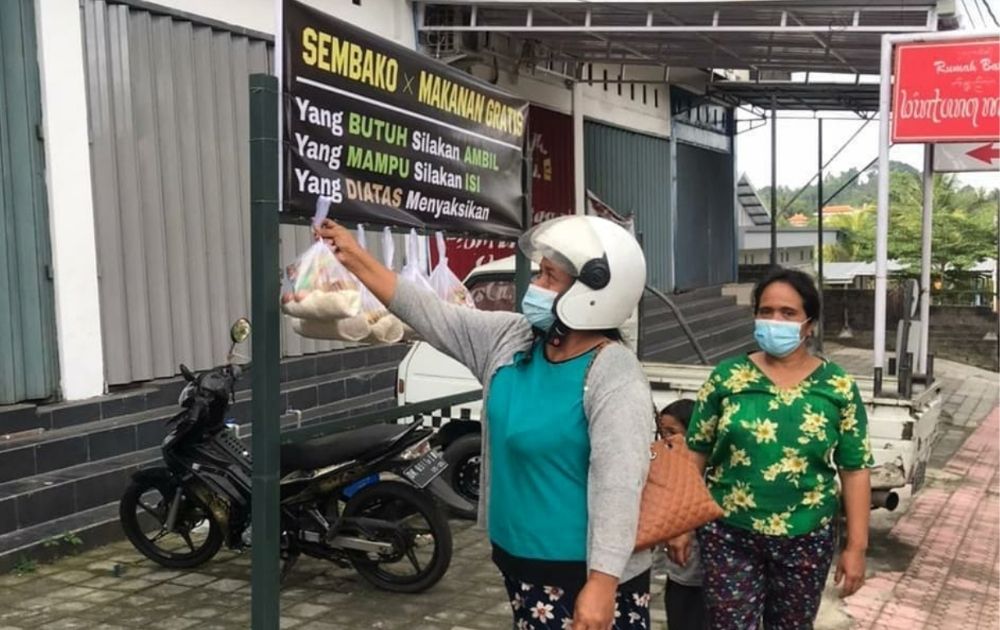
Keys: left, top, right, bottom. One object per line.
{"left": 737, "top": 174, "right": 839, "bottom": 278}
{"left": 822, "top": 204, "right": 858, "bottom": 217}
{"left": 788, "top": 213, "right": 809, "bottom": 227}
{"left": 822, "top": 261, "right": 908, "bottom": 289}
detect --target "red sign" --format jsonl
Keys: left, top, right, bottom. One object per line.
{"left": 892, "top": 39, "right": 1000, "bottom": 143}
{"left": 431, "top": 106, "right": 575, "bottom": 279}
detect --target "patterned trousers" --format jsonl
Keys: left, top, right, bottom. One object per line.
{"left": 697, "top": 520, "right": 835, "bottom": 630}
{"left": 502, "top": 573, "right": 651, "bottom": 630}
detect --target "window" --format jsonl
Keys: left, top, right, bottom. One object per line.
{"left": 467, "top": 278, "right": 515, "bottom": 312}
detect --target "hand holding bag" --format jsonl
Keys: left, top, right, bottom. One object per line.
{"left": 584, "top": 342, "right": 723, "bottom": 551}
{"left": 633, "top": 433, "right": 723, "bottom": 551}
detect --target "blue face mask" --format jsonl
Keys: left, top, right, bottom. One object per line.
{"left": 521, "top": 284, "right": 558, "bottom": 331}
{"left": 754, "top": 319, "right": 807, "bottom": 358}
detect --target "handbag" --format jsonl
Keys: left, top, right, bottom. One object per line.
{"left": 583, "top": 342, "right": 723, "bottom": 551}
{"left": 633, "top": 432, "right": 724, "bottom": 551}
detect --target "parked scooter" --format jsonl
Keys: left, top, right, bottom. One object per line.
{"left": 118, "top": 319, "right": 453, "bottom": 593}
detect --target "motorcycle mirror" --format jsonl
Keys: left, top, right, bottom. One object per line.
{"left": 230, "top": 318, "right": 251, "bottom": 344}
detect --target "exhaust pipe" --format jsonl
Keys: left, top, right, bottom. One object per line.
{"left": 871, "top": 489, "right": 900, "bottom": 511}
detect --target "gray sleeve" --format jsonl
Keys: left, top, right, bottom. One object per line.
{"left": 584, "top": 344, "right": 655, "bottom": 579}
{"left": 388, "top": 276, "right": 533, "bottom": 384}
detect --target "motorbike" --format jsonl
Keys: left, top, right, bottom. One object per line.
{"left": 118, "top": 319, "right": 453, "bottom": 593}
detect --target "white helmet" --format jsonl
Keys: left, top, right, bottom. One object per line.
{"left": 519, "top": 215, "right": 646, "bottom": 330}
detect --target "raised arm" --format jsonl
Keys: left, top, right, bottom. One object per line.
{"left": 315, "top": 219, "right": 531, "bottom": 382}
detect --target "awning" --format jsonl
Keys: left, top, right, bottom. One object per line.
{"left": 416, "top": 1, "right": 950, "bottom": 76}
{"left": 708, "top": 81, "right": 880, "bottom": 112}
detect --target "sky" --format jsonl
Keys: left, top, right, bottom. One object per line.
{"left": 735, "top": 0, "right": 1000, "bottom": 196}
{"left": 735, "top": 113, "right": 1000, "bottom": 196}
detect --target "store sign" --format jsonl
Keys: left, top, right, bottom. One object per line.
{"left": 432, "top": 106, "right": 575, "bottom": 279}
{"left": 281, "top": 0, "right": 528, "bottom": 237}
{"left": 933, "top": 142, "right": 1000, "bottom": 172}
{"left": 892, "top": 39, "right": 1000, "bottom": 143}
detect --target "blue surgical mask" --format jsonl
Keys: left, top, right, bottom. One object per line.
{"left": 754, "top": 319, "right": 807, "bottom": 358}
{"left": 521, "top": 284, "right": 558, "bottom": 331}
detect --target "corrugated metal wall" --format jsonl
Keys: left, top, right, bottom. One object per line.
{"left": 0, "top": 0, "right": 59, "bottom": 403}
{"left": 584, "top": 121, "right": 672, "bottom": 290}
{"left": 674, "top": 141, "right": 736, "bottom": 290}
{"left": 81, "top": 0, "right": 369, "bottom": 385}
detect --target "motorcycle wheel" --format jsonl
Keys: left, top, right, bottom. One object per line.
{"left": 442, "top": 433, "right": 481, "bottom": 507}
{"left": 119, "top": 473, "right": 224, "bottom": 569}
{"left": 342, "top": 480, "right": 452, "bottom": 593}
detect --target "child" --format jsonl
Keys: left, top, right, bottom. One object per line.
{"left": 658, "top": 399, "right": 706, "bottom": 630}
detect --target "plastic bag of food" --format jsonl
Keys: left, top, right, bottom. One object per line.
{"left": 429, "top": 231, "right": 476, "bottom": 308}
{"left": 399, "top": 229, "right": 433, "bottom": 340}
{"left": 281, "top": 198, "right": 361, "bottom": 320}
{"left": 364, "top": 228, "right": 404, "bottom": 343}
{"left": 399, "top": 229, "right": 434, "bottom": 294}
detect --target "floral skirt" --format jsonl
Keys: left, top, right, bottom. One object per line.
{"left": 502, "top": 573, "right": 651, "bottom": 630}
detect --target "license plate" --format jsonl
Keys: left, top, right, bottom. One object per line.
{"left": 402, "top": 450, "right": 448, "bottom": 488}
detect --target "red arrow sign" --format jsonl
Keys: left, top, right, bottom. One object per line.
{"left": 967, "top": 143, "right": 1000, "bottom": 165}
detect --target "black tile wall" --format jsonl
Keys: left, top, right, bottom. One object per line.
{"left": 36, "top": 437, "right": 88, "bottom": 474}
{"left": 344, "top": 374, "right": 370, "bottom": 399}
{"left": 0, "top": 405, "right": 41, "bottom": 435}
{"left": 49, "top": 402, "right": 101, "bottom": 430}
{"left": 317, "top": 380, "right": 346, "bottom": 405}
{"left": 316, "top": 352, "right": 343, "bottom": 376}
{"left": 285, "top": 357, "right": 317, "bottom": 382}
{"left": 88, "top": 426, "right": 137, "bottom": 461}
{"left": 100, "top": 393, "right": 148, "bottom": 419}
{"left": 17, "top": 482, "right": 76, "bottom": 528}
{"left": 0, "top": 446, "right": 36, "bottom": 484}
{"left": 75, "top": 470, "right": 129, "bottom": 511}
{"left": 0, "top": 497, "right": 17, "bottom": 535}
{"left": 136, "top": 420, "right": 167, "bottom": 450}
{"left": 287, "top": 387, "right": 317, "bottom": 411}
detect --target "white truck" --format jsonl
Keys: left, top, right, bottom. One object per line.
{"left": 399, "top": 257, "right": 943, "bottom": 518}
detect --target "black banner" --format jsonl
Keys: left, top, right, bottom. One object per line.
{"left": 281, "top": 0, "right": 528, "bottom": 237}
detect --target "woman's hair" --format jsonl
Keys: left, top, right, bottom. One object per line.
{"left": 659, "top": 398, "right": 695, "bottom": 429}
{"left": 752, "top": 268, "right": 821, "bottom": 322}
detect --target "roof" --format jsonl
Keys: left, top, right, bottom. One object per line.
{"left": 707, "top": 80, "right": 880, "bottom": 112}
{"left": 823, "top": 205, "right": 857, "bottom": 215}
{"left": 737, "top": 173, "right": 770, "bottom": 226}
{"left": 823, "top": 261, "right": 907, "bottom": 283}
{"left": 788, "top": 213, "right": 809, "bottom": 226}
{"left": 417, "top": 1, "right": 949, "bottom": 76}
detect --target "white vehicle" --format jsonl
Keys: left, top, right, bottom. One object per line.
{"left": 399, "top": 257, "right": 942, "bottom": 518}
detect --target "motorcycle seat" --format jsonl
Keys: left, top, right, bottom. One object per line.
{"left": 281, "top": 423, "right": 416, "bottom": 472}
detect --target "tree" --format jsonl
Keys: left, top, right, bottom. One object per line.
{"left": 824, "top": 204, "right": 876, "bottom": 262}
{"left": 832, "top": 172, "right": 998, "bottom": 287}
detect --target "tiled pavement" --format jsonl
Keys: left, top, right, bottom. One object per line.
{"left": 0, "top": 345, "right": 996, "bottom": 630}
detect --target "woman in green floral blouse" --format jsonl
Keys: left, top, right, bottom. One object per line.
{"left": 672, "top": 268, "right": 873, "bottom": 629}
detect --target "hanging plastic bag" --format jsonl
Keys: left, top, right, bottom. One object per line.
{"left": 399, "top": 229, "right": 434, "bottom": 294}
{"left": 365, "top": 228, "right": 405, "bottom": 343}
{"left": 399, "top": 229, "right": 433, "bottom": 340}
{"left": 429, "top": 231, "right": 476, "bottom": 308}
{"left": 281, "top": 197, "right": 361, "bottom": 320}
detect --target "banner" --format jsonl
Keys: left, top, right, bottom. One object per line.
{"left": 892, "top": 39, "right": 1000, "bottom": 143}
{"left": 432, "top": 106, "right": 575, "bottom": 279}
{"left": 281, "top": 0, "right": 528, "bottom": 237}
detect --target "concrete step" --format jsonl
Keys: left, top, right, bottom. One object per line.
{"left": 0, "top": 501, "right": 122, "bottom": 573}
{"left": 641, "top": 318, "right": 754, "bottom": 364}
{"left": 0, "top": 387, "right": 401, "bottom": 572}
{"left": 641, "top": 303, "right": 751, "bottom": 346}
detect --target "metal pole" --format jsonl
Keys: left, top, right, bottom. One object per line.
{"left": 572, "top": 82, "right": 586, "bottom": 216}
{"left": 770, "top": 98, "right": 778, "bottom": 267}
{"left": 816, "top": 118, "right": 824, "bottom": 351}
{"left": 515, "top": 134, "right": 535, "bottom": 308}
{"left": 249, "top": 73, "right": 281, "bottom": 630}
{"left": 918, "top": 144, "right": 934, "bottom": 375}
{"left": 873, "top": 35, "right": 893, "bottom": 389}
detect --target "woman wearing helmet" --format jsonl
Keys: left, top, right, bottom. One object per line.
{"left": 316, "top": 215, "right": 655, "bottom": 630}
